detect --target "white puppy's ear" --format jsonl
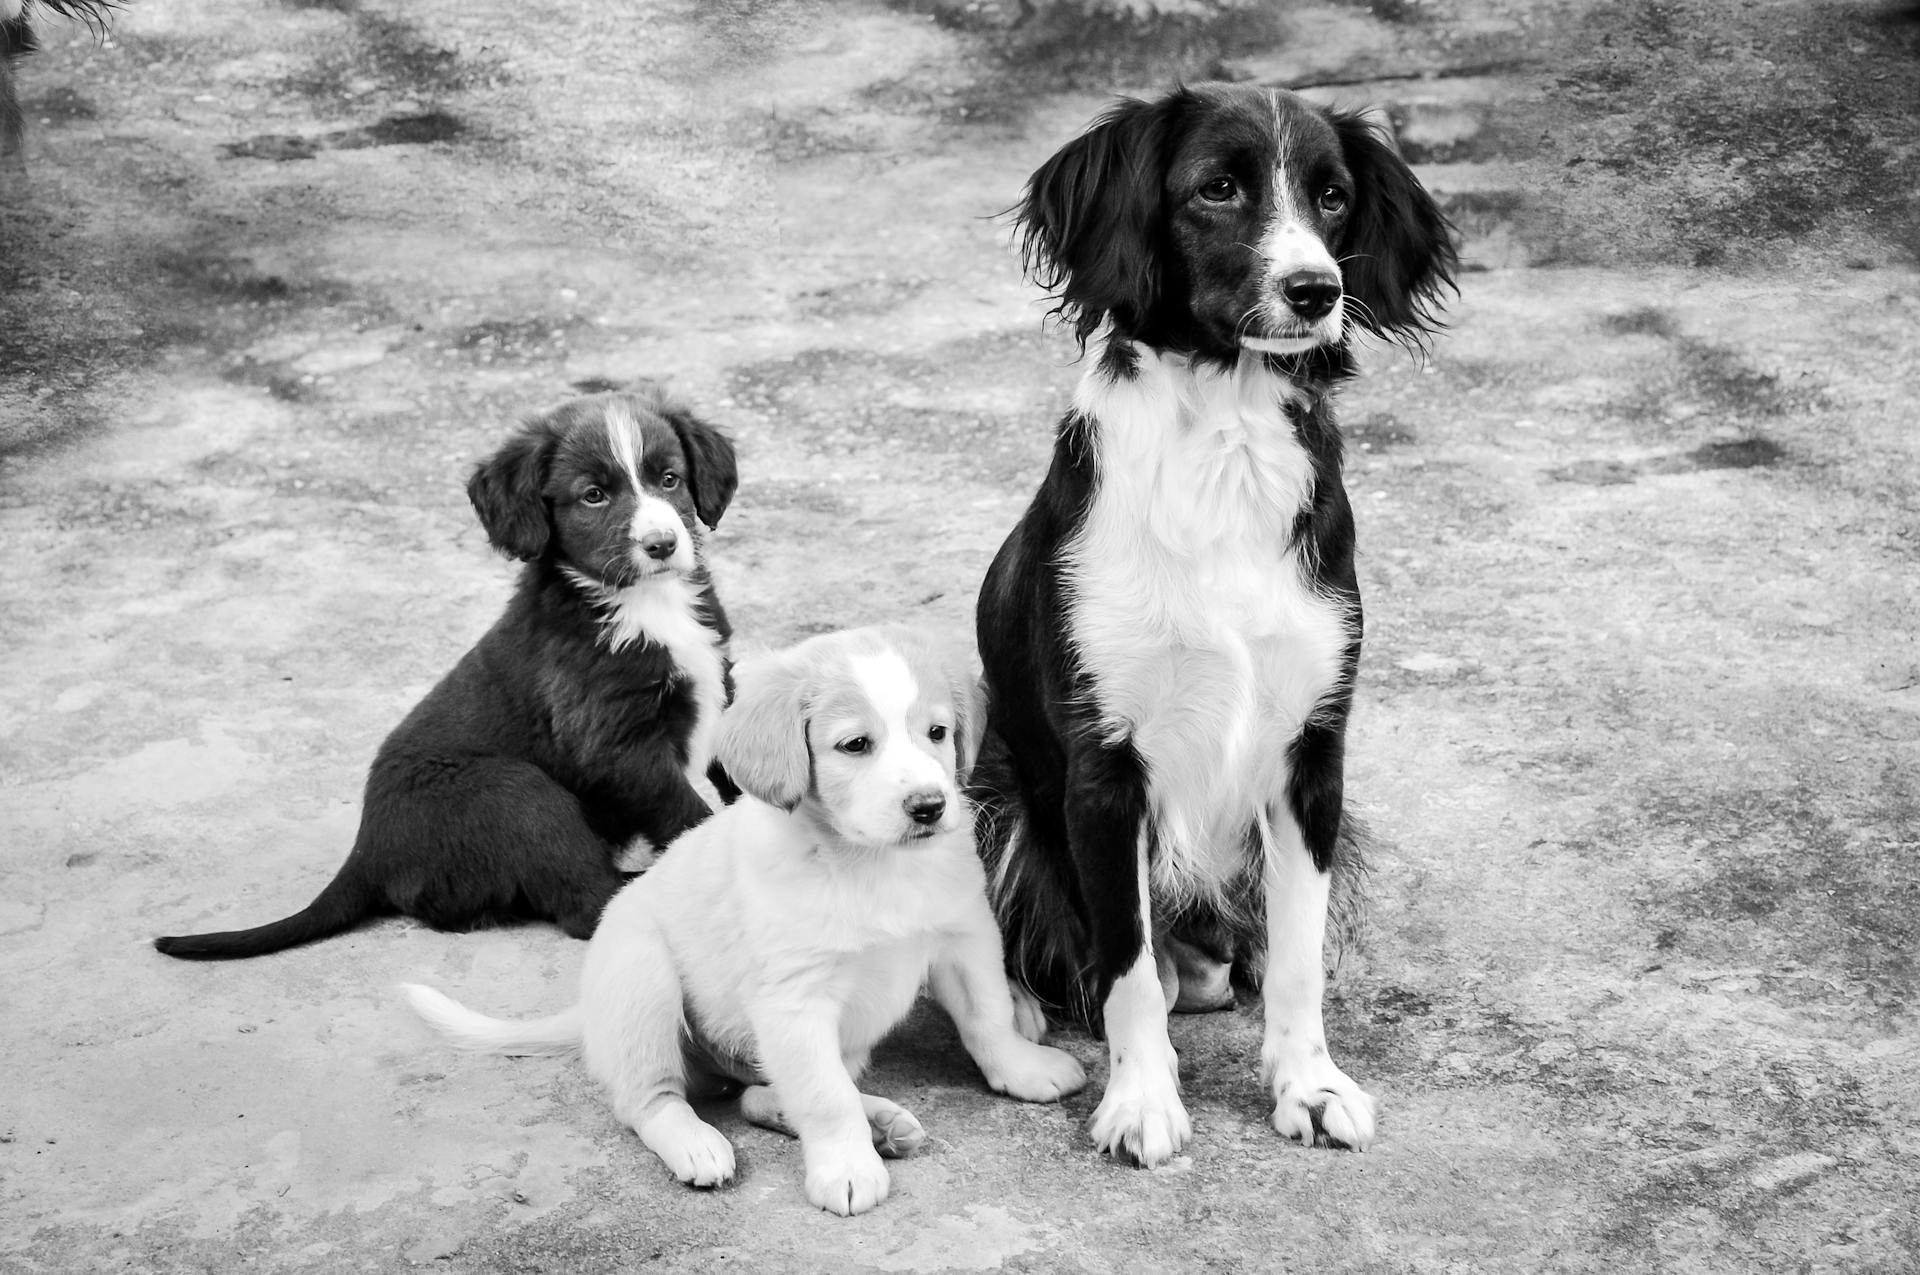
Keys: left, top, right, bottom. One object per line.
{"left": 951, "top": 671, "right": 987, "bottom": 784}
{"left": 717, "top": 650, "right": 811, "bottom": 811}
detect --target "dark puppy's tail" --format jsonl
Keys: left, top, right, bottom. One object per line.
{"left": 153, "top": 868, "right": 378, "bottom": 960}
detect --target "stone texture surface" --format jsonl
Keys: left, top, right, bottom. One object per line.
{"left": 3, "top": 1, "right": 1917, "bottom": 1272}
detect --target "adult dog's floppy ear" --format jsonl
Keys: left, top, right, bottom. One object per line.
{"left": 467, "top": 420, "right": 557, "bottom": 560}
{"left": 1014, "top": 92, "right": 1178, "bottom": 349}
{"left": 717, "top": 648, "right": 811, "bottom": 812}
{"left": 1326, "top": 107, "right": 1458, "bottom": 346}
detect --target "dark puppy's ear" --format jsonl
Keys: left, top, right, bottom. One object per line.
{"left": 661, "top": 402, "right": 739, "bottom": 529}
{"left": 1326, "top": 108, "right": 1459, "bottom": 346}
{"left": 1014, "top": 92, "right": 1179, "bottom": 349}
{"left": 467, "top": 419, "right": 558, "bottom": 560}
{"left": 716, "top": 648, "right": 811, "bottom": 812}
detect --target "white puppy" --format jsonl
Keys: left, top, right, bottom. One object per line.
{"left": 402, "top": 625, "right": 1086, "bottom": 1216}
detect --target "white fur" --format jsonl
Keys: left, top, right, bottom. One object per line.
{"left": 810, "top": 651, "right": 960, "bottom": 846}
{"left": 565, "top": 572, "right": 726, "bottom": 788}
{"left": 402, "top": 632, "right": 1085, "bottom": 1216}
{"left": 1065, "top": 342, "right": 1353, "bottom": 906}
{"left": 1260, "top": 805, "right": 1375, "bottom": 1148}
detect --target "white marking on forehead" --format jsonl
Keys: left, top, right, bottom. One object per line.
{"left": 848, "top": 650, "right": 920, "bottom": 734}
{"left": 605, "top": 402, "right": 645, "bottom": 492}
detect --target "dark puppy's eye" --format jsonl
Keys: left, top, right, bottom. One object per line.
{"left": 581, "top": 486, "right": 610, "bottom": 507}
{"left": 660, "top": 471, "right": 681, "bottom": 491}
{"left": 928, "top": 724, "right": 949, "bottom": 744}
{"left": 837, "top": 736, "right": 871, "bottom": 756}
{"left": 1318, "top": 186, "right": 1350, "bottom": 214}
{"left": 1199, "top": 176, "right": 1238, "bottom": 203}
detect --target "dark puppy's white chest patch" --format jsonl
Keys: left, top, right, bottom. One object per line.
{"left": 1063, "top": 348, "right": 1353, "bottom": 895}
{"left": 578, "top": 574, "right": 727, "bottom": 779}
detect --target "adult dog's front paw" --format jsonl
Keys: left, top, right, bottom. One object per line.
{"left": 1087, "top": 1050, "right": 1190, "bottom": 1168}
{"left": 804, "top": 1142, "right": 890, "bottom": 1216}
{"left": 1267, "top": 1053, "right": 1376, "bottom": 1151}
{"left": 988, "top": 1041, "right": 1087, "bottom": 1103}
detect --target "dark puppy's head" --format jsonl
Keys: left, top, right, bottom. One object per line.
{"left": 1013, "top": 81, "right": 1457, "bottom": 360}
{"left": 466, "top": 388, "right": 738, "bottom": 588}
{"left": 716, "top": 626, "right": 984, "bottom": 847}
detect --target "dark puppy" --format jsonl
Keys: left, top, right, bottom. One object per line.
{"left": 972, "top": 83, "right": 1454, "bottom": 1164}
{"left": 156, "top": 389, "right": 739, "bottom": 959}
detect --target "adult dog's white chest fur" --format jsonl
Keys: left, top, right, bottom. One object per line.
{"left": 1064, "top": 345, "right": 1353, "bottom": 902}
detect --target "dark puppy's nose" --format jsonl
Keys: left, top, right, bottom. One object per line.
{"left": 904, "top": 791, "right": 946, "bottom": 826}
{"left": 1280, "top": 271, "right": 1342, "bottom": 322}
{"left": 638, "top": 530, "right": 679, "bottom": 561}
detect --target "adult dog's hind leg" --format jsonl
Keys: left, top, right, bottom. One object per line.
{"left": 578, "top": 914, "right": 734, "bottom": 1186}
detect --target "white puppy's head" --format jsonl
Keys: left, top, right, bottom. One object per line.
{"left": 718, "top": 626, "right": 983, "bottom": 848}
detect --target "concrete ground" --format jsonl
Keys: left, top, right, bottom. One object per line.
{"left": 3, "top": 0, "right": 1917, "bottom": 1271}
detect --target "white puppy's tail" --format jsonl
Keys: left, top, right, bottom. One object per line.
{"left": 400, "top": 982, "right": 584, "bottom": 1057}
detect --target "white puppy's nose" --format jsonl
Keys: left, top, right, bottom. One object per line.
{"left": 903, "top": 790, "right": 946, "bottom": 827}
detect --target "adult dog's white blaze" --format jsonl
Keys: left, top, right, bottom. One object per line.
{"left": 1065, "top": 343, "right": 1353, "bottom": 907}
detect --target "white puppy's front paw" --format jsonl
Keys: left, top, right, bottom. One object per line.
{"left": 1087, "top": 1050, "right": 1190, "bottom": 1168}
{"left": 987, "top": 1041, "right": 1087, "bottom": 1104}
{"left": 658, "top": 1120, "right": 736, "bottom": 1187}
{"left": 1268, "top": 1054, "right": 1376, "bottom": 1151}
{"left": 804, "top": 1142, "right": 890, "bottom": 1216}
{"left": 1009, "top": 983, "right": 1049, "bottom": 1043}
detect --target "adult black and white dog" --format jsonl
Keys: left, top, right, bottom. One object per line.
{"left": 971, "top": 82, "right": 1456, "bottom": 1166}
{"left": 155, "top": 389, "right": 738, "bottom": 959}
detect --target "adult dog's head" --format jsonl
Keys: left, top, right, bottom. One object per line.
{"left": 1013, "top": 82, "right": 1457, "bottom": 361}
{"left": 717, "top": 627, "right": 984, "bottom": 849}
{"left": 467, "top": 388, "right": 738, "bottom": 589}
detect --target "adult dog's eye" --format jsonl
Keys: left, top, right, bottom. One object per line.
{"left": 928, "top": 724, "right": 949, "bottom": 743}
{"left": 581, "top": 486, "right": 610, "bottom": 507}
{"left": 837, "top": 736, "right": 871, "bottom": 756}
{"left": 659, "top": 471, "right": 681, "bottom": 491}
{"left": 1318, "top": 185, "right": 1350, "bottom": 214}
{"left": 1199, "top": 176, "right": 1238, "bottom": 203}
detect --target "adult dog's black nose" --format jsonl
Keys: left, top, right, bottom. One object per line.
{"left": 904, "top": 791, "right": 946, "bottom": 826}
{"left": 1280, "top": 271, "right": 1342, "bottom": 321}
{"left": 638, "top": 530, "right": 678, "bottom": 561}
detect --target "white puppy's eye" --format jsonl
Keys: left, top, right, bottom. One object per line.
{"left": 660, "top": 471, "right": 681, "bottom": 490}
{"left": 836, "top": 736, "right": 871, "bottom": 756}
{"left": 581, "top": 486, "right": 610, "bottom": 507}
{"left": 928, "top": 724, "right": 949, "bottom": 744}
